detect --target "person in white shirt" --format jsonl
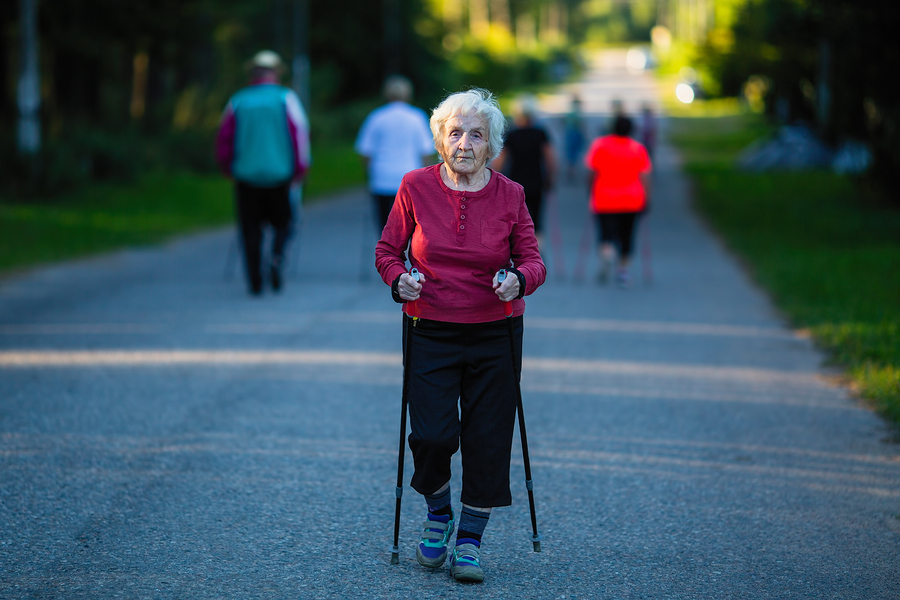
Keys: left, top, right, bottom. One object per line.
{"left": 356, "top": 75, "right": 435, "bottom": 231}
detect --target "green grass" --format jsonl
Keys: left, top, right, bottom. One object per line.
{"left": 0, "top": 139, "right": 365, "bottom": 275}
{"left": 303, "top": 140, "right": 366, "bottom": 199}
{"left": 668, "top": 112, "right": 900, "bottom": 425}
{"left": 0, "top": 172, "right": 234, "bottom": 272}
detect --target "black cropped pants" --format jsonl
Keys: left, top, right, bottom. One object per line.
{"left": 403, "top": 315, "right": 523, "bottom": 508}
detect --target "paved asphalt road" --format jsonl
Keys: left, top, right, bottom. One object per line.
{"left": 2, "top": 52, "right": 899, "bottom": 599}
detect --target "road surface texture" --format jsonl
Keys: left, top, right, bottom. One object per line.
{"left": 2, "top": 51, "right": 899, "bottom": 599}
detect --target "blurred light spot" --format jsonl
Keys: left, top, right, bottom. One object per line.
{"left": 676, "top": 83, "right": 695, "bottom": 104}
{"left": 651, "top": 26, "right": 672, "bottom": 50}
{"left": 626, "top": 48, "right": 647, "bottom": 72}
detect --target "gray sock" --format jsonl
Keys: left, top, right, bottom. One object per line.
{"left": 457, "top": 506, "right": 491, "bottom": 543}
{"left": 424, "top": 486, "right": 452, "bottom": 516}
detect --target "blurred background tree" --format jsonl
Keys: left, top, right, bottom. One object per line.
{"left": 1, "top": 0, "right": 896, "bottom": 201}
{"left": 653, "top": 0, "right": 898, "bottom": 202}
{"left": 0, "top": 0, "right": 594, "bottom": 198}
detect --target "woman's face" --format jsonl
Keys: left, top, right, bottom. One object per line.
{"left": 440, "top": 112, "right": 490, "bottom": 177}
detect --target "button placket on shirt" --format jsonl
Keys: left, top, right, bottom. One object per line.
{"left": 457, "top": 197, "right": 467, "bottom": 241}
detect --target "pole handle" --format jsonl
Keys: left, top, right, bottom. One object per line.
{"left": 498, "top": 269, "right": 513, "bottom": 317}
{"left": 407, "top": 268, "right": 420, "bottom": 319}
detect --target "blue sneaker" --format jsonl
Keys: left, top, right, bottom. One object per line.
{"left": 450, "top": 539, "right": 484, "bottom": 583}
{"left": 416, "top": 511, "right": 455, "bottom": 568}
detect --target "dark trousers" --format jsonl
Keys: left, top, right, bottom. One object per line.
{"left": 596, "top": 212, "right": 639, "bottom": 259}
{"left": 235, "top": 181, "right": 293, "bottom": 292}
{"left": 523, "top": 186, "right": 545, "bottom": 233}
{"left": 372, "top": 193, "right": 396, "bottom": 232}
{"left": 403, "top": 316, "right": 523, "bottom": 508}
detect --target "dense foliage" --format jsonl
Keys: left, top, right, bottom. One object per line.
{"left": 0, "top": 0, "right": 587, "bottom": 197}
{"left": 701, "top": 0, "right": 899, "bottom": 201}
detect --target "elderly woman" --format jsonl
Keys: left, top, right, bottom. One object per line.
{"left": 375, "top": 88, "right": 546, "bottom": 583}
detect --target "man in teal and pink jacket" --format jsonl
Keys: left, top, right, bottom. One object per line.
{"left": 216, "top": 50, "right": 311, "bottom": 295}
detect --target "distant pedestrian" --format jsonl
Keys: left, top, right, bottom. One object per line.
{"left": 584, "top": 115, "right": 652, "bottom": 287}
{"left": 607, "top": 98, "right": 626, "bottom": 134}
{"left": 216, "top": 50, "right": 311, "bottom": 296}
{"left": 492, "top": 94, "right": 556, "bottom": 246}
{"left": 376, "top": 88, "right": 546, "bottom": 584}
{"left": 356, "top": 75, "right": 435, "bottom": 232}
{"left": 563, "top": 95, "right": 586, "bottom": 182}
{"left": 639, "top": 103, "right": 658, "bottom": 159}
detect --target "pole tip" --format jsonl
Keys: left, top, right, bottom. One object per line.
{"left": 533, "top": 540, "right": 542, "bottom": 552}
{"left": 390, "top": 552, "right": 399, "bottom": 564}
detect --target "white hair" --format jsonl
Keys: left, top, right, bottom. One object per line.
{"left": 430, "top": 88, "right": 506, "bottom": 161}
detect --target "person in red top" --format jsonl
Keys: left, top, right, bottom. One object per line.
{"left": 375, "top": 88, "right": 545, "bottom": 583}
{"left": 584, "top": 115, "right": 652, "bottom": 287}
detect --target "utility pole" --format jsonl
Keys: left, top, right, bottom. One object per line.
{"left": 292, "top": 0, "right": 310, "bottom": 109}
{"left": 17, "top": 0, "right": 40, "bottom": 156}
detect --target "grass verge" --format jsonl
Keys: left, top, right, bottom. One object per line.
{"left": 0, "top": 140, "right": 365, "bottom": 275}
{"left": 668, "top": 110, "right": 900, "bottom": 426}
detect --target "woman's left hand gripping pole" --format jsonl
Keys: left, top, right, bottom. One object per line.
{"left": 498, "top": 269, "right": 513, "bottom": 317}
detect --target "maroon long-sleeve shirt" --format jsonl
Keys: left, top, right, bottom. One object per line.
{"left": 375, "top": 164, "right": 546, "bottom": 323}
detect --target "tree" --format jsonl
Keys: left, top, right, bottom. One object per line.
{"left": 703, "top": 0, "right": 900, "bottom": 200}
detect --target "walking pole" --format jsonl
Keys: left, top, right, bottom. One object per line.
{"left": 640, "top": 213, "right": 653, "bottom": 286}
{"left": 498, "top": 269, "right": 542, "bottom": 552}
{"left": 545, "top": 191, "right": 567, "bottom": 281}
{"left": 223, "top": 233, "right": 240, "bottom": 282}
{"left": 571, "top": 212, "right": 593, "bottom": 284}
{"left": 286, "top": 182, "right": 304, "bottom": 277}
{"left": 359, "top": 197, "right": 377, "bottom": 283}
{"left": 224, "top": 189, "right": 241, "bottom": 282}
{"left": 390, "top": 268, "right": 419, "bottom": 565}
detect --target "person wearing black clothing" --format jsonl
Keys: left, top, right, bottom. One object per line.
{"left": 492, "top": 95, "right": 556, "bottom": 245}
